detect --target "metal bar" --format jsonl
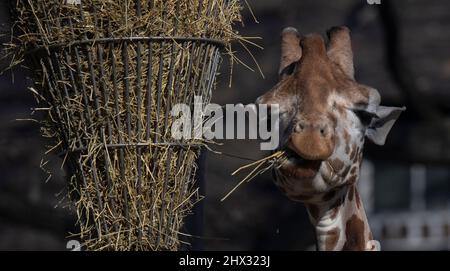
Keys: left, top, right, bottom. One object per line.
{"left": 44, "top": 53, "right": 70, "bottom": 146}
{"left": 109, "top": 30, "right": 131, "bottom": 248}
{"left": 67, "top": 16, "right": 93, "bottom": 136}
{"left": 27, "top": 36, "right": 225, "bottom": 55}
{"left": 172, "top": 43, "right": 186, "bottom": 105}
{"left": 62, "top": 48, "right": 89, "bottom": 154}
{"left": 197, "top": 0, "right": 204, "bottom": 18}
{"left": 135, "top": 0, "right": 144, "bottom": 242}
{"left": 72, "top": 40, "right": 93, "bottom": 129}
{"left": 145, "top": 41, "right": 153, "bottom": 140}
{"left": 154, "top": 41, "right": 164, "bottom": 144}
{"left": 145, "top": 40, "right": 155, "bottom": 237}
{"left": 161, "top": 2, "right": 181, "bottom": 246}
{"left": 162, "top": 1, "right": 179, "bottom": 139}
{"left": 182, "top": 149, "right": 206, "bottom": 250}
{"left": 182, "top": 42, "right": 196, "bottom": 105}
{"left": 156, "top": 148, "right": 173, "bottom": 248}
{"left": 62, "top": 141, "right": 202, "bottom": 154}
{"left": 50, "top": 51, "right": 71, "bottom": 135}
{"left": 122, "top": 42, "right": 132, "bottom": 141}
{"left": 154, "top": 1, "right": 168, "bottom": 246}
{"left": 28, "top": 0, "right": 226, "bottom": 251}
{"left": 94, "top": 12, "right": 118, "bottom": 236}
{"left": 82, "top": 4, "right": 109, "bottom": 238}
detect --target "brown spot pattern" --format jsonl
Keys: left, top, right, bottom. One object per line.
{"left": 341, "top": 166, "right": 351, "bottom": 178}
{"left": 325, "top": 227, "right": 341, "bottom": 250}
{"left": 330, "top": 205, "right": 340, "bottom": 220}
{"left": 343, "top": 130, "right": 350, "bottom": 148}
{"left": 342, "top": 214, "right": 366, "bottom": 251}
{"left": 349, "top": 145, "right": 357, "bottom": 161}
{"left": 347, "top": 174, "right": 357, "bottom": 185}
{"left": 355, "top": 189, "right": 362, "bottom": 209}
{"left": 329, "top": 159, "right": 344, "bottom": 172}
{"left": 358, "top": 151, "right": 364, "bottom": 164}
{"left": 345, "top": 145, "right": 350, "bottom": 155}
{"left": 347, "top": 186, "right": 355, "bottom": 201}
{"left": 353, "top": 153, "right": 360, "bottom": 163}
{"left": 256, "top": 28, "right": 384, "bottom": 252}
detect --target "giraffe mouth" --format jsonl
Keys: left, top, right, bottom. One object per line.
{"left": 284, "top": 148, "right": 319, "bottom": 163}
{"left": 279, "top": 148, "right": 322, "bottom": 179}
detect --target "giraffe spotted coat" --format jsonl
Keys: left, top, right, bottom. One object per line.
{"left": 256, "top": 26, "right": 404, "bottom": 251}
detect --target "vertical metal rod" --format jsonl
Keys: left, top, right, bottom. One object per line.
{"left": 121, "top": 41, "right": 133, "bottom": 247}
{"left": 63, "top": 49, "right": 89, "bottom": 151}
{"left": 172, "top": 43, "right": 186, "bottom": 105}
{"left": 145, "top": 41, "right": 153, "bottom": 140}
{"left": 182, "top": 42, "right": 196, "bottom": 105}
{"left": 44, "top": 53, "right": 70, "bottom": 145}
{"left": 153, "top": 1, "right": 168, "bottom": 247}
{"left": 122, "top": 42, "right": 133, "bottom": 141}
{"left": 162, "top": 1, "right": 180, "bottom": 137}
{"left": 156, "top": 148, "right": 173, "bottom": 248}
{"left": 145, "top": 41, "right": 155, "bottom": 236}
{"left": 149, "top": 2, "right": 167, "bottom": 239}
{"left": 154, "top": 42, "right": 164, "bottom": 144}
{"left": 110, "top": 42, "right": 131, "bottom": 245}
{"left": 135, "top": 0, "right": 144, "bottom": 242}
{"left": 162, "top": 1, "right": 181, "bottom": 245}
{"left": 96, "top": 42, "right": 119, "bottom": 235}
{"left": 182, "top": 149, "right": 206, "bottom": 251}
{"left": 76, "top": 3, "right": 110, "bottom": 237}
{"left": 84, "top": 46, "right": 109, "bottom": 237}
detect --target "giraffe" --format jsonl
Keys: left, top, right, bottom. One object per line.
{"left": 256, "top": 26, "right": 405, "bottom": 251}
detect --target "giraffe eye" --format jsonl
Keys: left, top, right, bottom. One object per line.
{"left": 279, "top": 111, "right": 288, "bottom": 117}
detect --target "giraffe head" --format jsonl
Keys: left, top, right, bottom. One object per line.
{"left": 257, "top": 26, "right": 405, "bottom": 201}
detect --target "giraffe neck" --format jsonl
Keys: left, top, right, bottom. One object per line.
{"left": 305, "top": 184, "right": 377, "bottom": 251}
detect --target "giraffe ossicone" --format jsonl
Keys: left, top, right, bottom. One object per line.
{"left": 256, "top": 26, "right": 405, "bottom": 251}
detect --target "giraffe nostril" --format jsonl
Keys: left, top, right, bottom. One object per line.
{"left": 320, "top": 128, "right": 326, "bottom": 136}
{"left": 295, "top": 122, "right": 305, "bottom": 133}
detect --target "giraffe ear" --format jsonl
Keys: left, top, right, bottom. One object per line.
{"left": 327, "top": 26, "right": 354, "bottom": 79}
{"left": 279, "top": 27, "right": 302, "bottom": 79}
{"left": 365, "top": 106, "right": 406, "bottom": 145}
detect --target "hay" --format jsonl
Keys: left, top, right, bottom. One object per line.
{"left": 8, "top": 0, "right": 245, "bottom": 251}
{"left": 7, "top": 0, "right": 243, "bottom": 67}
{"left": 221, "top": 151, "right": 286, "bottom": 201}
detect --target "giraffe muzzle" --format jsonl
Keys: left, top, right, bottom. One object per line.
{"left": 288, "top": 128, "right": 335, "bottom": 161}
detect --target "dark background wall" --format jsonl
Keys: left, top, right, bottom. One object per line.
{"left": 1, "top": 0, "right": 449, "bottom": 250}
